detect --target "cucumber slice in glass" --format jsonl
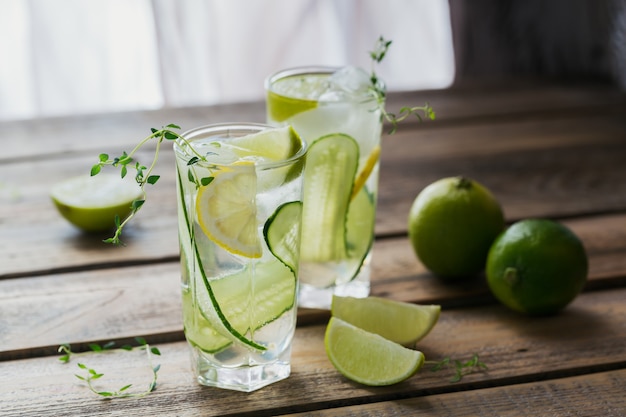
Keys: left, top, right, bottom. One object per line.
{"left": 300, "top": 133, "right": 359, "bottom": 262}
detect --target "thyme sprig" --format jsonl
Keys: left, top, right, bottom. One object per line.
{"left": 91, "top": 123, "right": 206, "bottom": 245}
{"left": 58, "top": 337, "right": 161, "bottom": 398}
{"left": 427, "top": 353, "right": 488, "bottom": 382}
{"left": 369, "top": 36, "right": 436, "bottom": 134}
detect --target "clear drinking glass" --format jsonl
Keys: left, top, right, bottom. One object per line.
{"left": 265, "top": 66, "right": 384, "bottom": 309}
{"left": 174, "top": 123, "right": 307, "bottom": 391}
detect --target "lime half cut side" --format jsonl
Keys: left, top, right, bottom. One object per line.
{"left": 331, "top": 296, "right": 441, "bottom": 347}
{"left": 50, "top": 174, "right": 142, "bottom": 232}
{"left": 300, "top": 133, "right": 359, "bottom": 262}
{"left": 325, "top": 317, "right": 425, "bottom": 386}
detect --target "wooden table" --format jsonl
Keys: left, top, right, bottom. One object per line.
{"left": 1, "top": 79, "right": 626, "bottom": 416}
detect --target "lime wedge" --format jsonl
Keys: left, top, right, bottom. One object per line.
{"left": 264, "top": 201, "right": 303, "bottom": 274}
{"left": 300, "top": 133, "right": 359, "bottom": 262}
{"left": 267, "top": 74, "right": 328, "bottom": 122}
{"left": 228, "top": 126, "right": 304, "bottom": 161}
{"left": 195, "top": 162, "right": 261, "bottom": 258}
{"left": 50, "top": 174, "right": 142, "bottom": 232}
{"left": 325, "top": 317, "right": 425, "bottom": 386}
{"left": 331, "top": 296, "right": 441, "bottom": 347}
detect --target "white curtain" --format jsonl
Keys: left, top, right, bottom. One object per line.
{"left": 0, "top": 0, "right": 454, "bottom": 121}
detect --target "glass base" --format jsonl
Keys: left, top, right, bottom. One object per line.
{"left": 298, "top": 267, "right": 370, "bottom": 309}
{"left": 191, "top": 347, "right": 291, "bottom": 392}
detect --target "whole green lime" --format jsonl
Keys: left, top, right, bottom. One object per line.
{"left": 486, "top": 219, "right": 588, "bottom": 315}
{"left": 408, "top": 177, "right": 505, "bottom": 279}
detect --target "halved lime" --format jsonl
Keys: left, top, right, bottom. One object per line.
{"left": 300, "top": 133, "right": 359, "bottom": 262}
{"left": 331, "top": 296, "right": 441, "bottom": 347}
{"left": 195, "top": 162, "right": 261, "bottom": 258}
{"left": 50, "top": 174, "right": 142, "bottom": 232}
{"left": 325, "top": 317, "right": 425, "bottom": 386}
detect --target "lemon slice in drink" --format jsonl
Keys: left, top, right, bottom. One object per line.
{"left": 196, "top": 162, "right": 261, "bottom": 258}
{"left": 50, "top": 174, "right": 142, "bottom": 232}
{"left": 331, "top": 296, "right": 441, "bottom": 347}
{"left": 325, "top": 317, "right": 425, "bottom": 386}
{"left": 351, "top": 144, "right": 381, "bottom": 200}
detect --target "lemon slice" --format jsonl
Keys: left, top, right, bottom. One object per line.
{"left": 50, "top": 174, "right": 142, "bottom": 232}
{"left": 325, "top": 317, "right": 425, "bottom": 386}
{"left": 228, "top": 126, "right": 304, "bottom": 161}
{"left": 331, "top": 296, "right": 441, "bottom": 347}
{"left": 351, "top": 145, "right": 381, "bottom": 200}
{"left": 196, "top": 162, "right": 261, "bottom": 258}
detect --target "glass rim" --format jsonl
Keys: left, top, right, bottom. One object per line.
{"left": 264, "top": 66, "right": 382, "bottom": 103}
{"left": 174, "top": 122, "right": 307, "bottom": 169}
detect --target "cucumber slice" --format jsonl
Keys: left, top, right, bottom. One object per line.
{"left": 301, "top": 133, "right": 359, "bottom": 262}
{"left": 345, "top": 186, "right": 376, "bottom": 278}
{"left": 190, "top": 259, "right": 296, "bottom": 353}
{"left": 264, "top": 201, "right": 303, "bottom": 274}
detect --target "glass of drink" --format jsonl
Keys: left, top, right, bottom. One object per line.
{"left": 174, "top": 123, "right": 307, "bottom": 392}
{"left": 265, "top": 66, "right": 383, "bottom": 309}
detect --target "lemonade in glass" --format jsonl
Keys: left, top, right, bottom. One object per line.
{"left": 174, "top": 123, "right": 306, "bottom": 391}
{"left": 265, "top": 66, "right": 383, "bottom": 309}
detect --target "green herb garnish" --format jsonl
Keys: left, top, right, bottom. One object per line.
{"left": 58, "top": 337, "right": 161, "bottom": 398}
{"left": 369, "top": 36, "right": 436, "bottom": 133}
{"left": 428, "top": 353, "right": 488, "bottom": 382}
{"left": 91, "top": 123, "right": 208, "bottom": 245}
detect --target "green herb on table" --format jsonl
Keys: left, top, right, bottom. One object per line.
{"left": 368, "top": 36, "right": 436, "bottom": 134}
{"left": 427, "top": 353, "right": 488, "bottom": 382}
{"left": 58, "top": 337, "right": 161, "bottom": 398}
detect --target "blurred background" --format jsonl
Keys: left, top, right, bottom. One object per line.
{"left": 0, "top": 0, "right": 455, "bottom": 121}
{"left": 1, "top": 0, "right": 624, "bottom": 122}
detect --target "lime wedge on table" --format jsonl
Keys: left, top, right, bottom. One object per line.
{"left": 331, "top": 296, "right": 441, "bottom": 347}
{"left": 196, "top": 162, "right": 261, "bottom": 258}
{"left": 188, "top": 201, "right": 300, "bottom": 353}
{"left": 325, "top": 317, "right": 425, "bottom": 386}
{"left": 300, "top": 133, "right": 359, "bottom": 262}
{"left": 50, "top": 174, "right": 142, "bottom": 232}
{"left": 267, "top": 74, "right": 328, "bottom": 122}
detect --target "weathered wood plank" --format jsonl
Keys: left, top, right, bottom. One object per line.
{"left": 1, "top": 287, "right": 625, "bottom": 417}
{"left": 2, "top": 82, "right": 624, "bottom": 162}
{"left": 2, "top": 212, "right": 626, "bottom": 358}
{"left": 283, "top": 369, "right": 626, "bottom": 417}
{"left": 2, "top": 113, "right": 626, "bottom": 278}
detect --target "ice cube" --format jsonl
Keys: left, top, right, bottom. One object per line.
{"left": 329, "top": 66, "right": 372, "bottom": 96}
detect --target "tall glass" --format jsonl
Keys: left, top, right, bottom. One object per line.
{"left": 174, "top": 123, "right": 307, "bottom": 391}
{"left": 265, "top": 66, "right": 384, "bottom": 309}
